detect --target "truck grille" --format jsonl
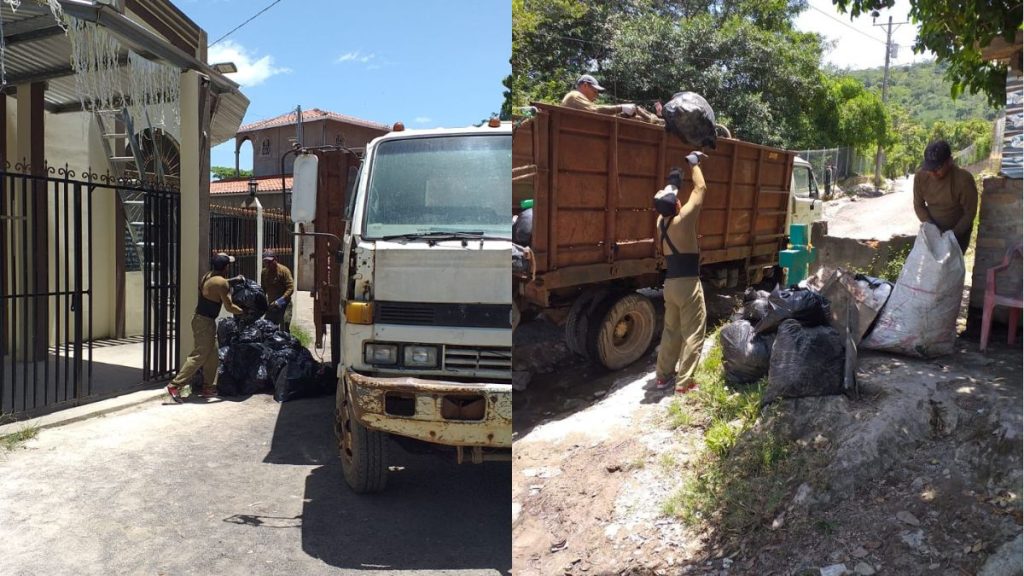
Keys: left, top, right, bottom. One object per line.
{"left": 375, "top": 302, "right": 512, "bottom": 329}
{"left": 444, "top": 346, "right": 512, "bottom": 373}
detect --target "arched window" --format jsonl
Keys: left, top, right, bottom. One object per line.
{"left": 260, "top": 138, "right": 271, "bottom": 156}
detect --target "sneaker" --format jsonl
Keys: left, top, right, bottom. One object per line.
{"left": 196, "top": 385, "right": 219, "bottom": 398}
{"left": 654, "top": 377, "right": 673, "bottom": 391}
{"left": 674, "top": 380, "right": 698, "bottom": 395}
{"left": 166, "top": 384, "right": 183, "bottom": 404}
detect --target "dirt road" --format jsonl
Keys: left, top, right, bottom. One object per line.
{"left": 513, "top": 298, "right": 1023, "bottom": 575}
{"left": 824, "top": 176, "right": 920, "bottom": 240}
{"left": 0, "top": 395, "right": 510, "bottom": 575}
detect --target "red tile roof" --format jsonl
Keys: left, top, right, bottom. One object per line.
{"left": 238, "top": 108, "right": 390, "bottom": 133}
{"left": 210, "top": 175, "right": 293, "bottom": 195}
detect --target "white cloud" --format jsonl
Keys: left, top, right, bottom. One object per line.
{"left": 337, "top": 50, "right": 376, "bottom": 64}
{"left": 207, "top": 40, "right": 290, "bottom": 87}
{"left": 414, "top": 116, "right": 432, "bottom": 124}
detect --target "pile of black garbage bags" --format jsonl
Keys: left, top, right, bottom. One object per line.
{"left": 719, "top": 286, "right": 844, "bottom": 406}
{"left": 216, "top": 279, "right": 332, "bottom": 402}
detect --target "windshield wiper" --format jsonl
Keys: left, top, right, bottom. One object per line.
{"left": 381, "top": 231, "right": 511, "bottom": 243}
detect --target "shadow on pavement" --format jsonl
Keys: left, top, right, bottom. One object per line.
{"left": 265, "top": 395, "right": 512, "bottom": 573}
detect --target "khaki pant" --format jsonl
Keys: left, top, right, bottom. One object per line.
{"left": 265, "top": 301, "right": 292, "bottom": 332}
{"left": 656, "top": 277, "right": 706, "bottom": 387}
{"left": 171, "top": 314, "right": 218, "bottom": 387}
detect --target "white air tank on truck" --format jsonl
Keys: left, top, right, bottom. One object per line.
{"left": 290, "top": 119, "right": 513, "bottom": 493}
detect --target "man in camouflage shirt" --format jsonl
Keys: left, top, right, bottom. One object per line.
{"left": 260, "top": 250, "right": 295, "bottom": 332}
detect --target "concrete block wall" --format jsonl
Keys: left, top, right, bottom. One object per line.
{"left": 967, "top": 176, "right": 1023, "bottom": 329}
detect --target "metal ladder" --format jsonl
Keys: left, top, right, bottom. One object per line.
{"left": 92, "top": 107, "right": 166, "bottom": 269}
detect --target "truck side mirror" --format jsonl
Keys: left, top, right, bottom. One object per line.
{"left": 291, "top": 154, "right": 319, "bottom": 225}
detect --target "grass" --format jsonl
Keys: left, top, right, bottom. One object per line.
{"left": 0, "top": 415, "right": 40, "bottom": 451}
{"left": 660, "top": 331, "right": 824, "bottom": 537}
{"left": 292, "top": 326, "right": 313, "bottom": 349}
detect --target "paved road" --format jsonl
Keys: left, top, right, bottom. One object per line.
{"left": 0, "top": 395, "right": 510, "bottom": 575}
{"left": 823, "top": 175, "right": 921, "bottom": 240}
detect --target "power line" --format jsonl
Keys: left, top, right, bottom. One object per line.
{"left": 808, "top": 3, "right": 887, "bottom": 45}
{"left": 209, "top": 0, "right": 285, "bottom": 47}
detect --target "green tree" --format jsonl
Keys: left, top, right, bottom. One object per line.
{"left": 830, "top": 0, "right": 1022, "bottom": 107}
{"left": 211, "top": 166, "right": 251, "bottom": 180}
{"left": 510, "top": 0, "right": 834, "bottom": 148}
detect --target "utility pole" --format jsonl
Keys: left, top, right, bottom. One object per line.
{"left": 872, "top": 13, "right": 908, "bottom": 189}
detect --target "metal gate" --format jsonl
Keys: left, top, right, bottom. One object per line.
{"left": 0, "top": 164, "right": 180, "bottom": 417}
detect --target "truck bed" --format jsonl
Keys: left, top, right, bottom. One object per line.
{"left": 513, "top": 103, "right": 794, "bottom": 303}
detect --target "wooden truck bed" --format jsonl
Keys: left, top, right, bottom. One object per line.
{"left": 513, "top": 103, "right": 794, "bottom": 305}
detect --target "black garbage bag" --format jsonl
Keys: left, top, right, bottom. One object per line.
{"left": 754, "top": 286, "right": 832, "bottom": 334}
{"left": 217, "top": 342, "right": 273, "bottom": 396}
{"left": 230, "top": 279, "right": 268, "bottom": 320}
{"left": 719, "top": 319, "right": 775, "bottom": 384}
{"left": 273, "top": 348, "right": 330, "bottom": 402}
{"left": 237, "top": 322, "right": 264, "bottom": 344}
{"left": 513, "top": 207, "right": 533, "bottom": 246}
{"left": 217, "top": 317, "right": 238, "bottom": 346}
{"left": 763, "top": 319, "right": 844, "bottom": 406}
{"left": 663, "top": 91, "right": 718, "bottom": 149}
{"left": 732, "top": 288, "right": 773, "bottom": 324}
{"left": 255, "top": 318, "right": 279, "bottom": 339}
{"left": 265, "top": 330, "right": 301, "bottom": 352}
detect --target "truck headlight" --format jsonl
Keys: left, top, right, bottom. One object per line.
{"left": 403, "top": 345, "right": 439, "bottom": 368}
{"left": 364, "top": 343, "right": 398, "bottom": 365}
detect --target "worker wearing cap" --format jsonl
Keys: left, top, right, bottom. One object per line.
{"left": 166, "top": 252, "right": 243, "bottom": 402}
{"left": 260, "top": 250, "right": 294, "bottom": 332}
{"left": 913, "top": 140, "right": 978, "bottom": 254}
{"left": 653, "top": 152, "right": 708, "bottom": 394}
{"left": 562, "top": 74, "right": 664, "bottom": 125}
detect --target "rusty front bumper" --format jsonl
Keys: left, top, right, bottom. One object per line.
{"left": 346, "top": 372, "right": 512, "bottom": 448}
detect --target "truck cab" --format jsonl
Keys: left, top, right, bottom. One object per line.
{"left": 291, "top": 121, "right": 513, "bottom": 493}
{"left": 787, "top": 155, "right": 822, "bottom": 229}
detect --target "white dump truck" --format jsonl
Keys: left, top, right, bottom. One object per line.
{"left": 290, "top": 119, "right": 512, "bottom": 493}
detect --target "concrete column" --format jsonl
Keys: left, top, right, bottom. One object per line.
{"left": 179, "top": 71, "right": 200, "bottom": 355}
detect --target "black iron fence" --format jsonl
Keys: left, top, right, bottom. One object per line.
{"left": 209, "top": 203, "right": 294, "bottom": 280}
{"left": 0, "top": 164, "right": 179, "bottom": 417}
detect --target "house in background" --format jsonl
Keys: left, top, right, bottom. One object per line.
{"left": 0, "top": 0, "right": 248, "bottom": 417}
{"left": 208, "top": 108, "right": 388, "bottom": 285}
{"left": 210, "top": 108, "right": 390, "bottom": 211}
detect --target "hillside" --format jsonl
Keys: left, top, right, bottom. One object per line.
{"left": 845, "top": 60, "right": 1000, "bottom": 126}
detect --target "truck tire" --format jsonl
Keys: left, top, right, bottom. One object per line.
{"left": 587, "top": 292, "right": 656, "bottom": 370}
{"left": 337, "top": 383, "right": 388, "bottom": 494}
{"left": 565, "top": 288, "right": 609, "bottom": 358}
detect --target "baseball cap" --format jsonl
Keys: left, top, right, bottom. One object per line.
{"left": 654, "top": 187, "right": 678, "bottom": 217}
{"left": 262, "top": 249, "right": 276, "bottom": 261}
{"left": 576, "top": 74, "right": 605, "bottom": 92}
{"left": 922, "top": 140, "right": 952, "bottom": 171}
{"left": 211, "top": 252, "right": 235, "bottom": 270}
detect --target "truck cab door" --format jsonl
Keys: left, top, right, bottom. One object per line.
{"left": 789, "top": 164, "right": 821, "bottom": 227}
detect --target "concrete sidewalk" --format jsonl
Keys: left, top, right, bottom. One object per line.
{"left": 0, "top": 386, "right": 168, "bottom": 438}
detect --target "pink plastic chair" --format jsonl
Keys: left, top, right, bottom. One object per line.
{"left": 980, "top": 243, "right": 1023, "bottom": 352}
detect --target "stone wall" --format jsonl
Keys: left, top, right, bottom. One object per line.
{"left": 810, "top": 220, "right": 915, "bottom": 278}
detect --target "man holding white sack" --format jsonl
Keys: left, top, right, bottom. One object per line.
{"left": 912, "top": 140, "right": 978, "bottom": 254}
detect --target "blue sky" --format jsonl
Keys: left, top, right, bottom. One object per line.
{"left": 177, "top": 0, "right": 511, "bottom": 170}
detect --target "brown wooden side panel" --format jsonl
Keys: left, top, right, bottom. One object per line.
{"left": 314, "top": 150, "right": 357, "bottom": 325}
{"left": 517, "top": 103, "right": 796, "bottom": 290}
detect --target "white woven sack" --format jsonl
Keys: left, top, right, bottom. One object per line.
{"left": 861, "top": 223, "right": 964, "bottom": 357}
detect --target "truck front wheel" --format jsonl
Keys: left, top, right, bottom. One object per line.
{"left": 337, "top": 383, "right": 388, "bottom": 494}
{"left": 588, "top": 293, "right": 656, "bottom": 370}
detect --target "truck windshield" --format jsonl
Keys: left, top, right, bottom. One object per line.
{"left": 364, "top": 134, "right": 511, "bottom": 239}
